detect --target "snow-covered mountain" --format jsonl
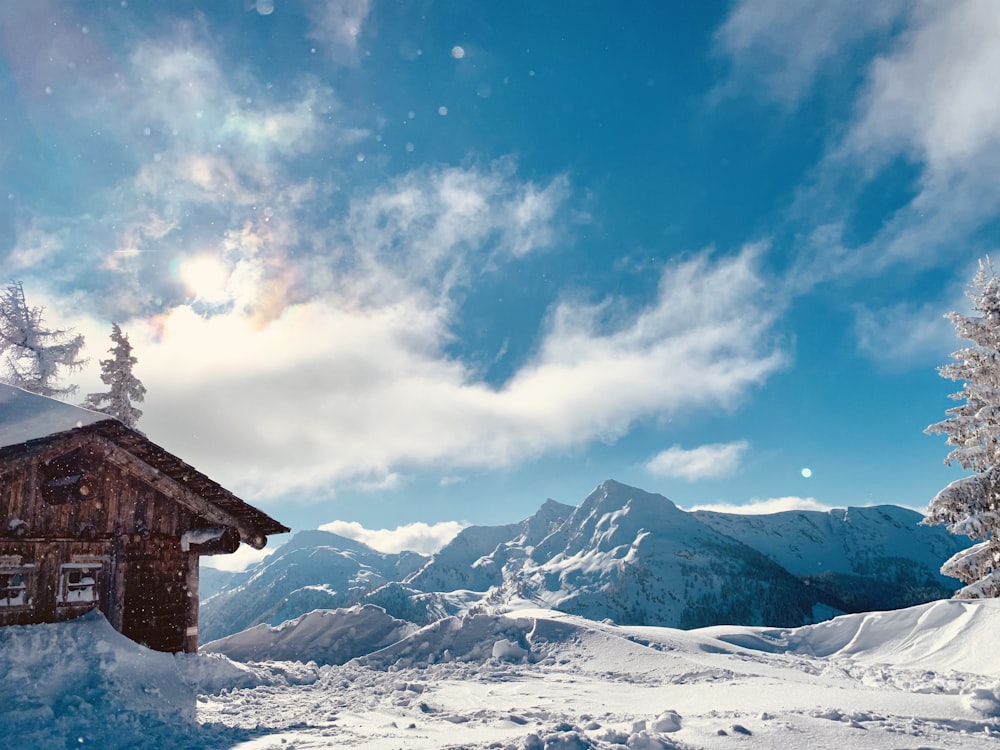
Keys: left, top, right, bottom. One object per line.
{"left": 200, "top": 480, "right": 971, "bottom": 641}
{"left": 482, "top": 481, "right": 967, "bottom": 627}
{"left": 479, "top": 480, "right": 821, "bottom": 628}
{"left": 404, "top": 497, "right": 574, "bottom": 593}
{"left": 199, "top": 529, "right": 427, "bottom": 642}
{"left": 693, "top": 503, "right": 962, "bottom": 613}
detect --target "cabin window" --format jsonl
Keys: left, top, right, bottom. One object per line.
{"left": 57, "top": 563, "right": 101, "bottom": 605}
{"left": 0, "top": 569, "right": 31, "bottom": 608}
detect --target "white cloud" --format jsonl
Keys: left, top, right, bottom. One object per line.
{"left": 808, "top": 2, "right": 1000, "bottom": 280}
{"left": 317, "top": 520, "right": 466, "bottom": 554}
{"left": 838, "top": 2, "right": 1000, "bottom": 270}
{"left": 340, "top": 163, "right": 569, "bottom": 305}
{"left": 854, "top": 301, "right": 957, "bottom": 369}
{"left": 686, "top": 496, "right": 835, "bottom": 514}
{"left": 847, "top": 2, "right": 1000, "bottom": 175}
{"left": 718, "top": 2, "right": 1000, "bottom": 285}
{"left": 6, "top": 22, "right": 354, "bottom": 326}
{"left": 304, "top": 0, "right": 373, "bottom": 65}
{"left": 646, "top": 440, "right": 750, "bottom": 481}
{"left": 7, "top": 221, "right": 66, "bottom": 271}
{"left": 714, "top": 0, "right": 906, "bottom": 104}
{"left": 201, "top": 544, "right": 276, "bottom": 572}
{"left": 71, "top": 244, "right": 787, "bottom": 503}
{"left": 131, "top": 36, "right": 336, "bottom": 152}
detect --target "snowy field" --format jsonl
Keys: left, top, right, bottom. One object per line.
{"left": 5, "top": 600, "right": 1000, "bottom": 750}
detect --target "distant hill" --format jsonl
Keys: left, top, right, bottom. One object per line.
{"left": 201, "top": 604, "right": 417, "bottom": 665}
{"left": 198, "top": 530, "right": 427, "bottom": 642}
{"left": 692, "top": 503, "right": 962, "bottom": 614}
{"left": 200, "top": 480, "right": 971, "bottom": 641}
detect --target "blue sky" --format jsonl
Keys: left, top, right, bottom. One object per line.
{"left": 2, "top": 1, "right": 997, "bottom": 560}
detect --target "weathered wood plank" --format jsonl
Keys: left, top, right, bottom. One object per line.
{"left": 89, "top": 436, "right": 267, "bottom": 548}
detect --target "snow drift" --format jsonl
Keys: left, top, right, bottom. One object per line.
{"left": 8, "top": 600, "right": 1000, "bottom": 748}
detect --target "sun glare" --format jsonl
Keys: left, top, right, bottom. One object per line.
{"left": 177, "top": 255, "right": 230, "bottom": 303}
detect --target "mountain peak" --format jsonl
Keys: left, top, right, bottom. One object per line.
{"left": 581, "top": 479, "right": 680, "bottom": 518}
{"left": 281, "top": 529, "right": 381, "bottom": 556}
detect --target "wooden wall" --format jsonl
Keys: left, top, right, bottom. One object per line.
{"left": 122, "top": 537, "right": 192, "bottom": 652}
{"left": 0, "top": 539, "right": 113, "bottom": 626}
{"left": 0, "top": 435, "right": 208, "bottom": 652}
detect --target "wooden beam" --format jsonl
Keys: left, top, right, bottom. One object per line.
{"left": 184, "top": 552, "right": 199, "bottom": 653}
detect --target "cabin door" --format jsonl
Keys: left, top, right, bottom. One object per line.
{"left": 120, "top": 538, "right": 187, "bottom": 652}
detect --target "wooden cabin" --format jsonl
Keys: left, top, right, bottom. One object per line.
{"left": 0, "top": 384, "right": 288, "bottom": 653}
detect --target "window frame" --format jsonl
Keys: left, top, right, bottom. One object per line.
{"left": 57, "top": 562, "right": 102, "bottom": 606}
{"left": 0, "top": 566, "right": 33, "bottom": 609}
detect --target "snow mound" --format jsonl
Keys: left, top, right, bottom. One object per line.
{"left": 0, "top": 610, "right": 250, "bottom": 749}
{"left": 356, "top": 612, "right": 537, "bottom": 669}
{"left": 202, "top": 603, "right": 418, "bottom": 665}
{"left": 704, "top": 598, "right": 1000, "bottom": 674}
{"left": 355, "top": 605, "right": 736, "bottom": 675}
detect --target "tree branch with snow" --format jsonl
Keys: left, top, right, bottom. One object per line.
{"left": 0, "top": 280, "right": 86, "bottom": 397}
{"left": 924, "top": 258, "right": 1000, "bottom": 597}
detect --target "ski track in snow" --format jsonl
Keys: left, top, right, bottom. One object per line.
{"left": 6, "top": 602, "right": 1000, "bottom": 749}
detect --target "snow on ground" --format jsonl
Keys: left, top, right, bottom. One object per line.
{"left": 5, "top": 601, "right": 1000, "bottom": 749}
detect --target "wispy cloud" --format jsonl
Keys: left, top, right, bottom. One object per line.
{"left": 304, "top": 0, "right": 373, "bottom": 65}
{"left": 718, "top": 1, "right": 1000, "bottom": 291}
{"left": 5, "top": 18, "right": 351, "bottom": 323}
{"left": 819, "top": 2, "right": 1000, "bottom": 275}
{"left": 646, "top": 440, "right": 750, "bottom": 481}
{"left": 338, "top": 162, "right": 569, "bottom": 306}
{"left": 686, "top": 496, "right": 834, "bottom": 514}
{"left": 846, "top": 2, "right": 1000, "bottom": 177}
{"left": 505, "top": 247, "right": 786, "bottom": 445}
{"left": 317, "top": 519, "right": 466, "bottom": 554}
{"left": 714, "top": 0, "right": 906, "bottom": 105}
{"left": 853, "top": 301, "right": 957, "bottom": 370}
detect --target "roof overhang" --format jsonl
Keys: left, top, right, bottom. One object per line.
{"left": 0, "top": 420, "right": 289, "bottom": 549}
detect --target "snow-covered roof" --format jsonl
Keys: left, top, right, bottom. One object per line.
{"left": 0, "top": 382, "right": 289, "bottom": 543}
{"left": 0, "top": 383, "right": 112, "bottom": 449}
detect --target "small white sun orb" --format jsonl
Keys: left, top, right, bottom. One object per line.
{"left": 801, "top": 468, "right": 812, "bottom": 478}
{"left": 451, "top": 45, "right": 465, "bottom": 59}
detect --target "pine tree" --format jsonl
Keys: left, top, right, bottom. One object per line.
{"left": 924, "top": 258, "right": 1000, "bottom": 598}
{"left": 0, "top": 280, "right": 86, "bottom": 397}
{"left": 82, "top": 324, "right": 146, "bottom": 428}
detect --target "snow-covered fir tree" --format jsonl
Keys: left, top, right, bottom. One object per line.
{"left": 0, "top": 280, "right": 86, "bottom": 397}
{"left": 82, "top": 323, "right": 146, "bottom": 428}
{"left": 924, "top": 258, "right": 1000, "bottom": 598}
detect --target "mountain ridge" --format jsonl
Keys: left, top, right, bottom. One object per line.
{"left": 200, "top": 479, "right": 971, "bottom": 642}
